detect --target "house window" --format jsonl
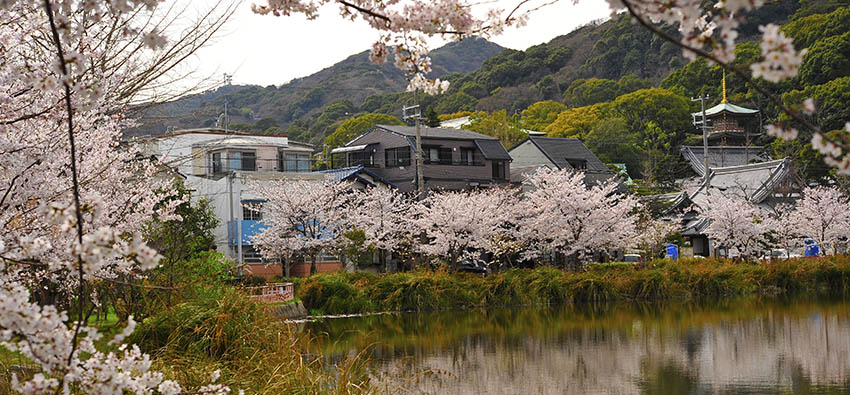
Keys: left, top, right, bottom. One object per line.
{"left": 424, "top": 146, "right": 452, "bottom": 164}
{"left": 280, "top": 152, "right": 311, "bottom": 172}
{"left": 349, "top": 150, "right": 376, "bottom": 167}
{"left": 228, "top": 151, "right": 256, "bottom": 171}
{"left": 492, "top": 161, "right": 507, "bottom": 180}
{"left": 243, "top": 246, "right": 264, "bottom": 264}
{"left": 242, "top": 205, "right": 262, "bottom": 221}
{"left": 460, "top": 148, "right": 478, "bottom": 165}
{"left": 385, "top": 147, "right": 411, "bottom": 167}
{"left": 566, "top": 159, "right": 587, "bottom": 170}
{"left": 211, "top": 152, "right": 222, "bottom": 173}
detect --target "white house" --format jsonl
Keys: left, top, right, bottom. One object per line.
{"left": 136, "top": 128, "right": 327, "bottom": 274}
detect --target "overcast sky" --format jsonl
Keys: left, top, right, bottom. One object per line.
{"left": 187, "top": 1, "right": 612, "bottom": 87}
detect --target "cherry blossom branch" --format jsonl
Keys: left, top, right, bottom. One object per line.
{"left": 42, "top": 0, "right": 87, "bottom": 383}
{"left": 619, "top": 0, "right": 832, "bottom": 142}
{"left": 337, "top": 0, "right": 390, "bottom": 22}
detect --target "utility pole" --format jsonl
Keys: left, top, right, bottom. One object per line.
{"left": 692, "top": 94, "right": 711, "bottom": 186}
{"left": 403, "top": 92, "right": 425, "bottom": 199}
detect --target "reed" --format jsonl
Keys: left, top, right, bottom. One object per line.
{"left": 129, "top": 287, "right": 372, "bottom": 394}
{"left": 295, "top": 256, "right": 850, "bottom": 315}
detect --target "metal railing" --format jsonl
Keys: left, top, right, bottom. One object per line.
{"left": 244, "top": 282, "right": 294, "bottom": 303}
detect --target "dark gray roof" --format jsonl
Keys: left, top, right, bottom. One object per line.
{"left": 680, "top": 146, "right": 767, "bottom": 177}
{"left": 473, "top": 139, "right": 512, "bottom": 161}
{"left": 517, "top": 137, "right": 610, "bottom": 172}
{"left": 374, "top": 124, "right": 498, "bottom": 140}
{"left": 689, "top": 158, "right": 794, "bottom": 208}
{"left": 319, "top": 165, "right": 395, "bottom": 188}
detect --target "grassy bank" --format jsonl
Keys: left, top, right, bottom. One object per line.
{"left": 127, "top": 287, "right": 371, "bottom": 393}
{"left": 293, "top": 256, "right": 850, "bottom": 315}
{"left": 0, "top": 287, "right": 373, "bottom": 394}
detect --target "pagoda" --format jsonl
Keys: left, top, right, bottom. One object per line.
{"left": 681, "top": 73, "right": 765, "bottom": 177}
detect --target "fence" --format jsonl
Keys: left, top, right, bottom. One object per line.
{"left": 244, "top": 282, "right": 294, "bottom": 303}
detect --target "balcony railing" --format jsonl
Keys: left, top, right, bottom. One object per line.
{"left": 424, "top": 159, "right": 484, "bottom": 166}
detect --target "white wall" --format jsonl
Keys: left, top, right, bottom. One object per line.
{"left": 509, "top": 140, "right": 556, "bottom": 169}
{"left": 140, "top": 131, "right": 290, "bottom": 175}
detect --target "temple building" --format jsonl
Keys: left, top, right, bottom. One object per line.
{"left": 664, "top": 76, "right": 805, "bottom": 257}
{"left": 680, "top": 74, "right": 765, "bottom": 177}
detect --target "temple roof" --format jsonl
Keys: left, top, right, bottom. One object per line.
{"left": 680, "top": 146, "right": 767, "bottom": 177}
{"left": 688, "top": 158, "right": 794, "bottom": 209}
{"left": 692, "top": 102, "right": 759, "bottom": 117}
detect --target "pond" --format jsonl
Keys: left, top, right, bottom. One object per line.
{"left": 301, "top": 296, "right": 850, "bottom": 394}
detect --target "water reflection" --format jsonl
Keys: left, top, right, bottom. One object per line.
{"left": 301, "top": 297, "right": 850, "bottom": 394}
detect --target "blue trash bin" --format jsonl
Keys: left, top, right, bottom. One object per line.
{"left": 665, "top": 244, "right": 679, "bottom": 260}
{"left": 804, "top": 238, "right": 820, "bottom": 257}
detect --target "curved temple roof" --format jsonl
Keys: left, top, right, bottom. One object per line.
{"left": 692, "top": 102, "right": 759, "bottom": 117}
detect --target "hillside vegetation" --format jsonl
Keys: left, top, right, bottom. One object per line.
{"left": 134, "top": 0, "right": 848, "bottom": 187}
{"left": 129, "top": 37, "right": 504, "bottom": 142}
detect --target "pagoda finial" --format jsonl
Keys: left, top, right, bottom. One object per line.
{"left": 721, "top": 69, "right": 728, "bottom": 103}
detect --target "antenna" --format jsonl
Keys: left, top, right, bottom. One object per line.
{"left": 691, "top": 94, "right": 711, "bottom": 186}
{"left": 402, "top": 104, "right": 421, "bottom": 121}
{"left": 402, "top": 100, "right": 424, "bottom": 199}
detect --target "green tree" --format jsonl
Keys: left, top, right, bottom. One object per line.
{"left": 766, "top": 138, "right": 830, "bottom": 184}
{"left": 563, "top": 78, "right": 619, "bottom": 107}
{"left": 462, "top": 110, "right": 527, "bottom": 149}
{"left": 535, "top": 75, "right": 561, "bottom": 101}
{"left": 543, "top": 103, "right": 605, "bottom": 139}
{"left": 610, "top": 88, "right": 692, "bottom": 140}
{"left": 585, "top": 117, "right": 642, "bottom": 178}
{"left": 783, "top": 76, "right": 850, "bottom": 132}
{"left": 308, "top": 99, "right": 356, "bottom": 145}
{"left": 119, "top": 180, "right": 227, "bottom": 319}
{"left": 783, "top": 7, "right": 850, "bottom": 49}
{"left": 616, "top": 74, "right": 652, "bottom": 96}
{"left": 324, "top": 113, "right": 404, "bottom": 151}
{"left": 425, "top": 107, "right": 441, "bottom": 127}
{"left": 521, "top": 100, "right": 567, "bottom": 132}
{"left": 799, "top": 32, "right": 850, "bottom": 86}
{"left": 434, "top": 91, "right": 478, "bottom": 114}
{"left": 638, "top": 121, "right": 680, "bottom": 187}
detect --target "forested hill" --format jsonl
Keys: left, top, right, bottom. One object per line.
{"left": 133, "top": 0, "right": 843, "bottom": 154}
{"left": 128, "top": 37, "right": 504, "bottom": 138}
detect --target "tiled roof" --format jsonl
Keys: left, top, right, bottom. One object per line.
{"left": 692, "top": 102, "right": 759, "bottom": 117}
{"left": 680, "top": 146, "right": 767, "bottom": 177}
{"left": 319, "top": 165, "right": 395, "bottom": 188}
{"left": 374, "top": 124, "right": 499, "bottom": 140}
{"left": 689, "top": 158, "right": 793, "bottom": 208}
{"left": 519, "top": 137, "right": 610, "bottom": 172}
{"left": 473, "top": 139, "right": 512, "bottom": 161}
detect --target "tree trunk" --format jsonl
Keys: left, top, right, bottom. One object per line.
{"left": 280, "top": 256, "right": 291, "bottom": 278}
{"left": 379, "top": 249, "right": 387, "bottom": 273}
{"left": 310, "top": 254, "right": 318, "bottom": 275}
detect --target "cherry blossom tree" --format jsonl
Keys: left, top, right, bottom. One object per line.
{"left": 518, "top": 168, "right": 638, "bottom": 267}
{"left": 346, "top": 186, "right": 412, "bottom": 271}
{"left": 410, "top": 187, "right": 518, "bottom": 269}
{"left": 786, "top": 186, "right": 850, "bottom": 254}
{"left": 698, "top": 194, "right": 767, "bottom": 259}
{"left": 763, "top": 203, "right": 802, "bottom": 256}
{"left": 631, "top": 208, "right": 680, "bottom": 260}
{"left": 0, "top": 1, "right": 234, "bottom": 393}
{"left": 249, "top": 180, "right": 352, "bottom": 275}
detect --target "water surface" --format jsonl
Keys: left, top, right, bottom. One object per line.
{"left": 302, "top": 297, "right": 850, "bottom": 394}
